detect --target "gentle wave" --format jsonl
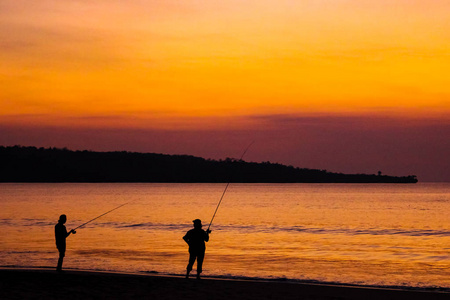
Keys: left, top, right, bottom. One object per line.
{"left": 283, "top": 225, "right": 450, "bottom": 237}
{"left": 4, "top": 218, "right": 450, "bottom": 237}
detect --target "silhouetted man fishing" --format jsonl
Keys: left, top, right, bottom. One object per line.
{"left": 55, "top": 214, "right": 76, "bottom": 272}
{"left": 183, "top": 219, "right": 211, "bottom": 279}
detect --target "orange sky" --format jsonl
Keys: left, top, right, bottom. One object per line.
{"left": 2, "top": 1, "right": 450, "bottom": 124}
{"left": 1, "top": 1, "right": 449, "bottom": 180}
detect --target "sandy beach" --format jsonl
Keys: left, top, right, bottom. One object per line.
{"left": 0, "top": 268, "right": 448, "bottom": 300}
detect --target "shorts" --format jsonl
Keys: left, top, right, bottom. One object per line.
{"left": 57, "top": 245, "right": 66, "bottom": 257}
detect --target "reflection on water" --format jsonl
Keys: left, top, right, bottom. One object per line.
{"left": 0, "top": 183, "right": 449, "bottom": 289}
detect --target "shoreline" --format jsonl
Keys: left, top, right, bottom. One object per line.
{"left": 3, "top": 265, "right": 449, "bottom": 292}
{"left": 1, "top": 268, "right": 448, "bottom": 300}
{"left": 0, "top": 146, "right": 419, "bottom": 183}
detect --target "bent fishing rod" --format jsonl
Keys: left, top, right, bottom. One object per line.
{"left": 72, "top": 202, "right": 129, "bottom": 231}
{"left": 207, "top": 141, "right": 254, "bottom": 232}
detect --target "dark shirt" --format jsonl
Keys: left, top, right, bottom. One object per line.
{"left": 183, "top": 228, "right": 209, "bottom": 253}
{"left": 55, "top": 222, "right": 68, "bottom": 249}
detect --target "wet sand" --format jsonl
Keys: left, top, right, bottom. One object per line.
{"left": 0, "top": 268, "right": 448, "bottom": 300}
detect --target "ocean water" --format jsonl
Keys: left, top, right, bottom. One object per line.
{"left": 0, "top": 183, "right": 449, "bottom": 289}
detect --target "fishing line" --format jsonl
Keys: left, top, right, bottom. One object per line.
{"left": 72, "top": 202, "right": 129, "bottom": 231}
{"left": 207, "top": 141, "right": 254, "bottom": 231}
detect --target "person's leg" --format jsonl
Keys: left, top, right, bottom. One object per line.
{"left": 186, "top": 252, "right": 196, "bottom": 278}
{"left": 196, "top": 251, "right": 205, "bottom": 279}
{"left": 57, "top": 249, "right": 65, "bottom": 272}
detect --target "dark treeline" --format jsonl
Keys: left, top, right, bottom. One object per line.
{"left": 0, "top": 146, "right": 418, "bottom": 183}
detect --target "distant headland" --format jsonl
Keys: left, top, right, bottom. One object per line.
{"left": 0, "top": 146, "right": 418, "bottom": 183}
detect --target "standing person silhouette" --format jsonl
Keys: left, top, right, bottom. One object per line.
{"left": 183, "top": 219, "right": 211, "bottom": 279}
{"left": 55, "top": 214, "right": 76, "bottom": 272}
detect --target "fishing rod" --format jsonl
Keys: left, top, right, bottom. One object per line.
{"left": 72, "top": 202, "right": 129, "bottom": 231}
{"left": 207, "top": 141, "right": 254, "bottom": 232}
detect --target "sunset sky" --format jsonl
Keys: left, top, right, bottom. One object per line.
{"left": 1, "top": 0, "right": 449, "bottom": 181}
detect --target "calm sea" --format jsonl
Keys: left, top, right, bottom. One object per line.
{"left": 0, "top": 183, "right": 449, "bottom": 289}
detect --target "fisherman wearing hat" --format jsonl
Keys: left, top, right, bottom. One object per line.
{"left": 55, "top": 214, "right": 76, "bottom": 272}
{"left": 183, "top": 219, "right": 211, "bottom": 279}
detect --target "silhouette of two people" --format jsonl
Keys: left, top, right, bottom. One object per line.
{"left": 55, "top": 214, "right": 76, "bottom": 272}
{"left": 183, "top": 219, "right": 211, "bottom": 279}
{"left": 55, "top": 215, "right": 211, "bottom": 277}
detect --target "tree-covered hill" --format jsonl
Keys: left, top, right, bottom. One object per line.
{"left": 0, "top": 146, "right": 418, "bottom": 183}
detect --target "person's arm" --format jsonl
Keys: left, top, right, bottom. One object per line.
{"left": 65, "top": 228, "right": 76, "bottom": 237}
{"left": 183, "top": 233, "right": 189, "bottom": 245}
{"left": 205, "top": 230, "right": 210, "bottom": 242}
